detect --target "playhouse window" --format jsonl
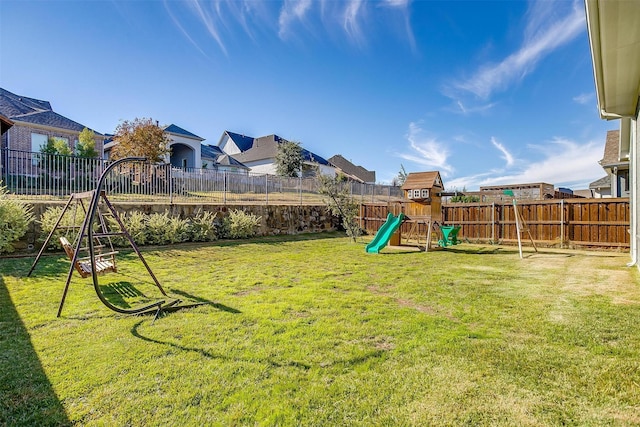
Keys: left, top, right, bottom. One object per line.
{"left": 413, "top": 189, "right": 421, "bottom": 198}
{"left": 421, "top": 189, "right": 429, "bottom": 198}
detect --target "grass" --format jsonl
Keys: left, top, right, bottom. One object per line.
{"left": 1, "top": 233, "right": 639, "bottom": 426}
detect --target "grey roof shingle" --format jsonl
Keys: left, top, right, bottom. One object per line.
{"left": 0, "top": 87, "right": 101, "bottom": 135}
{"left": 163, "top": 124, "right": 203, "bottom": 140}
{"left": 328, "top": 154, "right": 375, "bottom": 183}
{"left": 600, "top": 129, "right": 621, "bottom": 166}
{"left": 201, "top": 144, "right": 248, "bottom": 169}
{"left": 589, "top": 175, "right": 611, "bottom": 189}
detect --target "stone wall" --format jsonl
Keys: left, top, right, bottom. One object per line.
{"left": 17, "top": 201, "right": 338, "bottom": 251}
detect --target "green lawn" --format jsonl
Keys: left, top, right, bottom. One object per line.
{"left": 2, "top": 234, "right": 639, "bottom": 426}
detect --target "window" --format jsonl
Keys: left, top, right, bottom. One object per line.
{"left": 31, "top": 133, "right": 47, "bottom": 153}
{"left": 421, "top": 189, "right": 429, "bottom": 199}
{"left": 413, "top": 189, "right": 421, "bottom": 199}
{"left": 31, "top": 133, "right": 47, "bottom": 165}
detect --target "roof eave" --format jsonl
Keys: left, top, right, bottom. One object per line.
{"left": 585, "top": 0, "right": 640, "bottom": 119}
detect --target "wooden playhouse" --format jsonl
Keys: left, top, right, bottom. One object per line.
{"left": 388, "top": 171, "right": 446, "bottom": 249}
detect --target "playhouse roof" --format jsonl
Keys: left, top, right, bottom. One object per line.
{"left": 401, "top": 171, "right": 443, "bottom": 190}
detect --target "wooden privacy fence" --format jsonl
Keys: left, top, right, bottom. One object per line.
{"left": 360, "top": 198, "right": 630, "bottom": 249}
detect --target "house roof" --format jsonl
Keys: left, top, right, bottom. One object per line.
{"left": 589, "top": 175, "right": 611, "bottom": 189}
{"left": 231, "top": 134, "right": 330, "bottom": 166}
{"left": 328, "top": 154, "right": 375, "bottom": 183}
{"left": 599, "top": 129, "right": 628, "bottom": 167}
{"left": 0, "top": 87, "right": 102, "bottom": 135}
{"left": 586, "top": 0, "right": 640, "bottom": 118}
{"left": 401, "top": 171, "right": 443, "bottom": 190}
{"left": 225, "top": 131, "right": 255, "bottom": 152}
{"left": 163, "top": 124, "right": 204, "bottom": 141}
{"left": 201, "top": 144, "right": 248, "bottom": 169}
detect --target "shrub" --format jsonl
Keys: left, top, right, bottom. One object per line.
{"left": 38, "top": 206, "right": 82, "bottom": 250}
{"left": 145, "top": 212, "right": 190, "bottom": 245}
{"left": 0, "top": 183, "right": 34, "bottom": 253}
{"left": 122, "top": 211, "right": 148, "bottom": 246}
{"left": 189, "top": 210, "right": 219, "bottom": 242}
{"left": 223, "top": 209, "right": 261, "bottom": 239}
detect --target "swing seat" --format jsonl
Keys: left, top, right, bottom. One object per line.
{"left": 60, "top": 237, "right": 118, "bottom": 278}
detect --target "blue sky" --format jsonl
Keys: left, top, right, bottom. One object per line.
{"left": 0, "top": 0, "right": 613, "bottom": 189}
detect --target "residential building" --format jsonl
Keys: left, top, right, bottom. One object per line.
{"left": 589, "top": 129, "right": 630, "bottom": 198}
{"left": 585, "top": 0, "right": 640, "bottom": 269}
{"left": 0, "top": 87, "right": 104, "bottom": 155}
{"left": 201, "top": 144, "right": 249, "bottom": 174}
{"left": 217, "top": 130, "right": 335, "bottom": 176}
{"left": 327, "top": 154, "right": 376, "bottom": 183}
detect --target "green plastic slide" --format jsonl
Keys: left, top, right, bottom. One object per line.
{"left": 365, "top": 213, "right": 405, "bottom": 254}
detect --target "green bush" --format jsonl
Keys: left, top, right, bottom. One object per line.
{"left": 0, "top": 183, "right": 34, "bottom": 253}
{"left": 38, "top": 206, "right": 83, "bottom": 250}
{"left": 122, "top": 211, "right": 148, "bottom": 246}
{"left": 145, "top": 212, "right": 190, "bottom": 245}
{"left": 189, "top": 210, "right": 219, "bottom": 242}
{"left": 223, "top": 209, "right": 262, "bottom": 239}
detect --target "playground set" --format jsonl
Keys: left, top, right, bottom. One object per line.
{"left": 365, "top": 171, "right": 460, "bottom": 253}
{"left": 28, "top": 157, "right": 207, "bottom": 318}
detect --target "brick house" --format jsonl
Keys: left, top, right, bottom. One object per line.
{"left": 0, "top": 87, "right": 104, "bottom": 155}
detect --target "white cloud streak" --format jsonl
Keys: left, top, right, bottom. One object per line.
{"left": 170, "top": 0, "right": 414, "bottom": 55}
{"left": 491, "top": 137, "right": 515, "bottom": 167}
{"left": 453, "top": 0, "right": 585, "bottom": 99}
{"left": 397, "top": 122, "right": 453, "bottom": 175}
{"left": 573, "top": 92, "right": 594, "bottom": 105}
{"left": 447, "top": 137, "right": 603, "bottom": 190}
{"left": 278, "top": 0, "right": 312, "bottom": 39}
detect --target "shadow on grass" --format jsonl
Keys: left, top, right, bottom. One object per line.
{"left": 169, "top": 288, "right": 241, "bottom": 314}
{"left": 0, "top": 277, "right": 70, "bottom": 426}
{"left": 130, "top": 320, "right": 386, "bottom": 371}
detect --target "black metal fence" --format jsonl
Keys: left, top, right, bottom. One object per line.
{"left": 0, "top": 149, "right": 403, "bottom": 204}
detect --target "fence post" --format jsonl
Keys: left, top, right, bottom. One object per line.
{"left": 169, "top": 164, "right": 174, "bottom": 204}
{"left": 223, "top": 171, "right": 227, "bottom": 205}
{"left": 265, "top": 174, "right": 269, "bottom": 205}
{"left": 491, "top": 202, "right": 495, "bottom": 243}
{"left": 560, "top": 199, "right": 564, "bottom": 249}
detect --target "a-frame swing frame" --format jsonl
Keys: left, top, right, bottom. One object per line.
{"left": 29, "top": 157, "right": 186, "bottom": 317}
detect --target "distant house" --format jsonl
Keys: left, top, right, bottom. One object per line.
{"left": 0, "top": 87, "right": 104, "bottom": 155}
{"left": 478, "top": 183, "right": 556, "bottom": 201}
{"left": 217, "top": 130, "right": 335, "bottom": 176}
{"left": 328, "top": 154, "right": 376, "bottom": 183}
{"left": 589, "top": 129, "right": 629, "bottom": 198}
{"left": 201, "top": 144, "right": 249, "bottom": 174}
{"left": 163, "top": 124, "right": 203, "bottom": 169}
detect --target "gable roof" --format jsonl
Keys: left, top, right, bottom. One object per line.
{"left": 0, "top": 87, "right": 102, "bottom": 135}
{"left": 224, "top": 130, "right": 255, "bottom": 152}
{"left": 589, "top": 175, "right": 611, "bottom": 189}
{"left": 163, "top": 124, "right": 204, "bottom": 141}
{"left": 401, "top": 171, "right": 444, "bottom": 190}
{"left": 201, "top": 144, "right": 249, "bottom": 170}
{"left": 328, "top": 154, "right": 375, "bottom": 183}
{"left": 230, "top": 133, "right": 330, "bottom": 166}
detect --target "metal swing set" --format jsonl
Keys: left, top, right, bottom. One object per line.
{"left": 28, "top": 157, "right": 204, "bottom": 318}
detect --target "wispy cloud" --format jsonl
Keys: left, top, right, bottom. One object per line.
{"left": 169, "top": 0, "right": 414, "bottom": 55}
{"left": 573, "top": 92, "right": 594, "bottom": 105}
{"left": 491, "top": 137, "right": 515, "bottom": 167}
{"left": 397, "top": 122, "right": 453, "bottom": 175}
{"left": 451, "top": 0, "right": 585, "bottom": 99}
{"left": 447, "top": 137, "right": 603, "bottom": 190}
{"left": 278, "top": 0, "right": 312, "bottom": 39}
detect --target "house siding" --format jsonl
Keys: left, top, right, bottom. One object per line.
{"left": 3, "top": 122, "right": 104, "bottom": 154}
